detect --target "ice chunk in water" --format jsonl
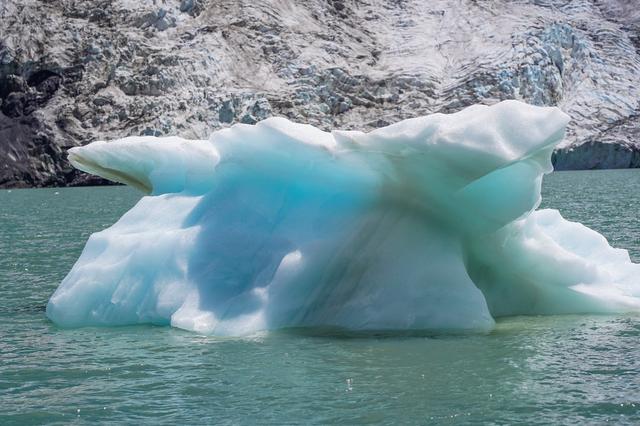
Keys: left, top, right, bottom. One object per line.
{"left": 46, "top": 101, "right": 640, "bottom": 335}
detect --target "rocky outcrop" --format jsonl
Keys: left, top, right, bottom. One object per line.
{"left": 1, "top": 0, "right": 639, "bottom": 187}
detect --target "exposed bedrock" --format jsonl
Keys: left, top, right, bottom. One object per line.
{"left": 1, "top": 0, "right": 640, "bottom": 187}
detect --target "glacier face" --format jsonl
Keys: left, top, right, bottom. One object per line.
{"left": 2, "top": 0, "right": 640, "bottom": 188}
{"left": 46, "top": 101, "right": 640, "bottom": 335}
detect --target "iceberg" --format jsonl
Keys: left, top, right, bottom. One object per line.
{"left": 46, "top": 101, "right": 640, "bottom": 335}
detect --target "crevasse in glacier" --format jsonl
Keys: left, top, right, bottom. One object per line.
{"left": 46, "top": 100, "right": 640, "bottom": 335}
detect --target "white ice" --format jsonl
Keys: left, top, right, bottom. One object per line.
{"left": 46, "top": 100, "right": 640, "bottom": 335}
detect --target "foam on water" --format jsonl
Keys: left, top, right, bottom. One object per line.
{"left": 46, "top": 101, "right": 640, "bottom": 335}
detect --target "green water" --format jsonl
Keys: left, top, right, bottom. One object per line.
{"left": 1, "top": 170, "right": 639, "bottom": 425}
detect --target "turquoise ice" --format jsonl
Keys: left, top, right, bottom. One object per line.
{"left": 46, "top": 101, "right": 640, "bottom": 335}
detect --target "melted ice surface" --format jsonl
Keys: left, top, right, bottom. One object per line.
{"left": 46, "top": 101, "right": 640, "bottom": 335}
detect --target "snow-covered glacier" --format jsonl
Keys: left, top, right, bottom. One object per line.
{"left": 46, "top": 101, "right": 640, "bottom": 335}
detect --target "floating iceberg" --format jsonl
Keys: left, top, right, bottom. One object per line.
{"left": 46, "top": 101, "right": 640, "bottom": 335}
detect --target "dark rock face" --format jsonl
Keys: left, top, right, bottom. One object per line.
{"left": 1, "top": 0, "right": 640, "bottom": 188}
{"left": 0, "top": 63, "right": 112, "bottom": 187}
{"left": 0, "top": 69, "right": 62, "bottom": 187}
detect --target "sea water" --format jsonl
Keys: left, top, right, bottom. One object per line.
{"left": 1, "top": 169, "right": 639, "bottom": 424}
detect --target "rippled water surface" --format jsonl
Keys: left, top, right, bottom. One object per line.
{"left": 1, "top": 169, "right": 640, "bottom": 424}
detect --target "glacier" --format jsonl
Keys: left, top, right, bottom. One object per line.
{"left": 46, "top": 100, "right": 640, "bottom": 335}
